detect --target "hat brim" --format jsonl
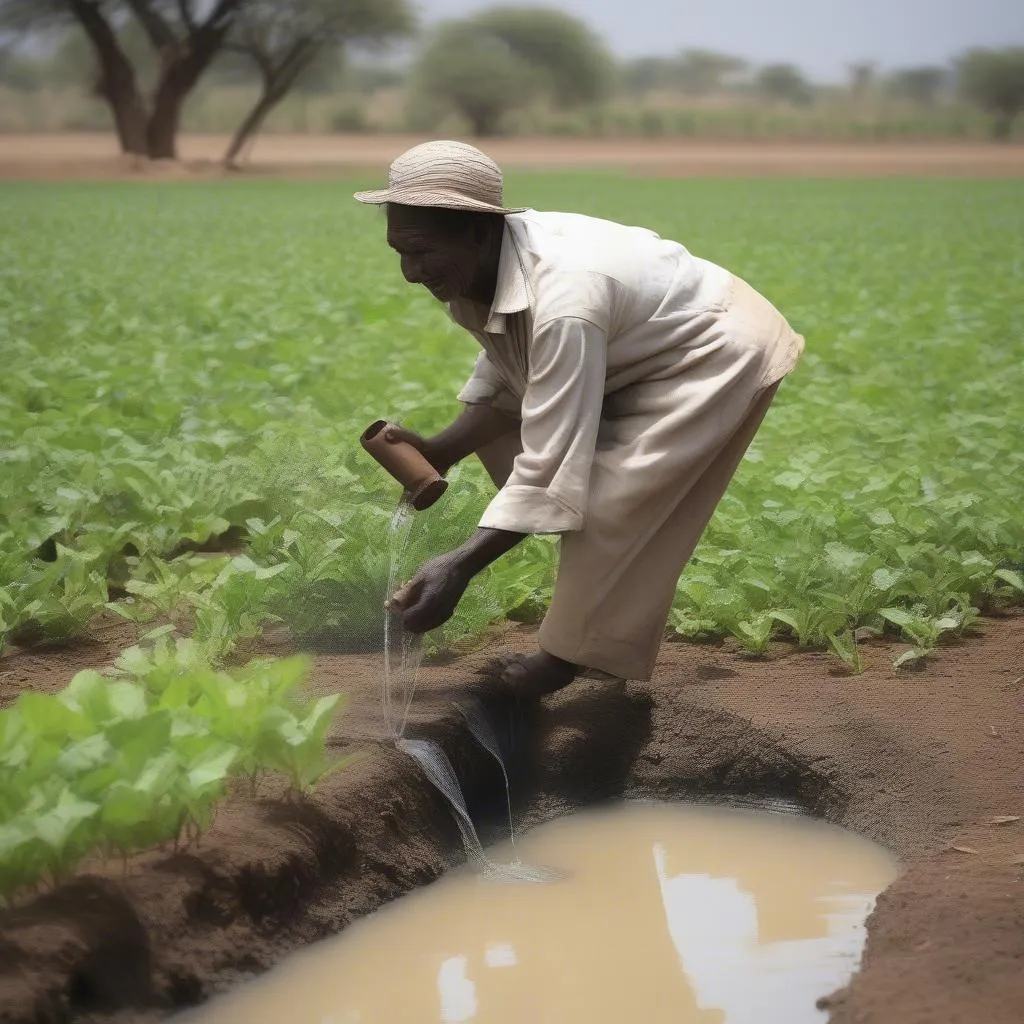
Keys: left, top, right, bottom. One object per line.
{"left": 353, "top": 187, "right": 525, "bottom": 215}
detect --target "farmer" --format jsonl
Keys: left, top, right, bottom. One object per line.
{"left": 355, "top": 140, "right": 804, "bottom": 697}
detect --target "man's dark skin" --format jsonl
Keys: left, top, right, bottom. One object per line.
{"left": 382, "top": 202, "right": 578, "bottom": 696}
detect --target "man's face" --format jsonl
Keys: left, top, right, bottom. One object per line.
{"left": 386, "top": 205, "right": 482, "bottom": 304}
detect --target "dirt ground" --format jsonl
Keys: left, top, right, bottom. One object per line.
{"left": 2, "top": 132, "right": 1024, "bottom": 179}
{"left": 0, "top": 611, "right": 1021, "bottom": 1024}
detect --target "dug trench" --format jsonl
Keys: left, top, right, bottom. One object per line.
{"left": 0, "top": 614, "right": 1021, "bottom": 1024}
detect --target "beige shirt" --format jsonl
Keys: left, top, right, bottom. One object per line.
{"left": 448, "top": 210, "right": 783, "bottom": 535}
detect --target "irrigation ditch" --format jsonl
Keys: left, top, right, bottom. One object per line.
{"left": 0, "top": 613, "right": 1022, "bottom": 1024}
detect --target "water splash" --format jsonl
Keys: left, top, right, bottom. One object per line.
{"left": 382, "top": 503, "right": 558, "bottom": 884}
{"left": 457, "top": 698, "right": 520, "bottom": 857}
{"left": 396, "top": 738, "right": 562, "bottom": 883}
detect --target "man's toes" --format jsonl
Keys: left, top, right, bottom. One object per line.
{"left": 475, "top": 653, "right": 526, "bottom": 679}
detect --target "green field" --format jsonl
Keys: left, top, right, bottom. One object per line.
{"left": 3, "top": 177, "right": 1024, "bottom": 661}
{"left": 2, "top": 175, "right": 1024, "bottom": 899}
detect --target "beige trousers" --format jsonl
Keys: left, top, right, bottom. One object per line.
{"left": 476, "top": 276, "right": 801, "bottom": 682}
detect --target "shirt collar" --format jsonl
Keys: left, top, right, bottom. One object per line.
{"left": 483, "top": 217, "right": 531, "bottom": 334}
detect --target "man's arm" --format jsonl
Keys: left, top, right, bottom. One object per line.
{"left": 385, "top": 403, "right": 520, "bottom": 476}
{"left": 388, "top": 526, "right": 525, "bottom": 632}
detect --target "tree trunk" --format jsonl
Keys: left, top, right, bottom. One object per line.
{"left": 223, "top": 44, "right": 320, "bottom": 167}
{"left": 146, "top": 75, "right": 187, "bottom": 159}
{"left": 101, "top": 65, "right": 149, "bottom": 156}
{"left": 69, "top": 0, "right": 148, "bottom": 156}
{"left": 144, "top": 1, "right": 244, "bottom": 159}
{"left": 466, "top": 104, "right": 501, "bottom": 137}
{"left": 991, "top": 108, "right": 1016, "bottom": 142}
{"left": 224, "top": 88, "right": 282, "bottom": 166}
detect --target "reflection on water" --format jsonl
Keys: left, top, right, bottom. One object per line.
{"left": 184, "top": 802, "right": 898, "bottom": 1024}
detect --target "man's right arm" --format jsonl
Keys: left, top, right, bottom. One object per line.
{"left": 385, "top": 403, "right": 520, "bottom": 476}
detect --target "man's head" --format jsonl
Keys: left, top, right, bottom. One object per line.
{"left": 385, "top": 203, "right": 504, "bottom": 305}
{"left": 354, "top": 140, "right": 524, "bottom": 305}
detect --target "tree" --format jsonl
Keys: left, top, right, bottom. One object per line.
{"left": 674, "top": 49, "right": 747, "bottom": 96}
{"left": 621, "top": 49, "right": 746, "bottom": 96}
{"left": 956, "top": 47, "right": 1024, "bottom": 140}
{"left": 847, "top": 61, "right": 876, "bottom": 103}
{"left": 413, "top": 7, "right": 613, "bottom": 136}
{"left": 0, "top": 0, "right": 249, "bottom": 158}
{"left": 468, "top": 6, "right": 614, "bottom": 108}
{"left": 622, "top": 56, "right": 675, "bottom": 94}
{"left": 886, "top": 66, "right": 947, "bottom": 108}
{"left": 412, "top": 21, "right": 535, "bottom": 136}
{"left": 755, "top": 63, "right": 813, "bottom": 106}
{"left": 221, "top": 0, "right": 412, "bottom": 166}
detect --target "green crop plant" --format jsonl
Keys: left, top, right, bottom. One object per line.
{"left": 879, "top": 603, "right": 977, "bottom": 671}
{"left": 0, "top": 176, "right": 1021, "bottom": 666}
{"left": 0, "top": 633, "right": 350, "bottom": 906}
{"left": 994, "top": 568, "right": 1024, "bottom": 598}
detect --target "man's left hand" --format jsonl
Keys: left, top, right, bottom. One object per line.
{"left": 387, "top": 553, "right": 470, "bottom": 633}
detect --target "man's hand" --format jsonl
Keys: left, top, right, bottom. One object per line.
{"left": 387, "top": 553, "right": 471, "bottom": 633}
{"left": 384, "top": 405, "right": 520, "bottom": 484}
{"left": 383, "top": 426, "right": 452, "bottom": 477}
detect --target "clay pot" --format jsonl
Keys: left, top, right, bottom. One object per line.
{"left": 360, "top": 420, "right": 448, "bottom": 511}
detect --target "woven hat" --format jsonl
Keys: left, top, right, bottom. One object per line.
{"left": 353, "top": 140, "right": 525, "bottom": 215}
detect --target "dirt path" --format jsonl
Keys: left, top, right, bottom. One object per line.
{"left": 2, "top": 133, "right": 1023, "bottom": 179}
{"left": 0, "top": 614, "right": 1022, "bottom": 1023}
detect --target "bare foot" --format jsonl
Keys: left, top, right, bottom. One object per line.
{"left": 475, "top": 650, "right": 578, "bottom": 700}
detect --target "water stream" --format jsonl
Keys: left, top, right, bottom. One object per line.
{"left": 383, "top": 503, "right": 556, "bottom": 883}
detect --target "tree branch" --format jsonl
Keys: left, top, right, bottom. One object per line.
{"left": 176, "top": 0, "right": 196, "bottom": 34}
{"left": 66, "top": 0, "right": 131, "bottom": 71}
{"left": 222, "top": 38, "right": 273, "bottom": 83}
{"left": 201, "top": 0, "right": 244, "bottom": 34}
{"left": 123, "top": 0, "right": 178, "bottom": 53}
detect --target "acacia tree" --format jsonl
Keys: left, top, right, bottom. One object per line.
{"left": 886, "top": 66, "right": 947, "bottom": 108}
{"left": 413, "top": 7, "right": 614, "bottom": 136}
{"left": 622, "top": 49, "right": 746, "bottom": 96}
{"left": 673, "top": 49, "right": 747, "bottom": 96}
{"left": 957, "top": 48, "right": 1024, "bottom": 140}
{"left": 1, "top": 1, "right": 250, "bottom": 158}
{"left": 847, "top": 61, "right": 876, "bottom": 103}
{"left": 755, "top": 63, "right": 814, "bottom": 106}
{"left": 222, "top": 0, "right": 412, "bottom": 166}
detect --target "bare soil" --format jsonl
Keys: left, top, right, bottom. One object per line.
{"left": 1, "top": 133, "right": 1023, "bottom": 179}
{"left": 0, "top": 612, "right": 1022, "bottom": 1024}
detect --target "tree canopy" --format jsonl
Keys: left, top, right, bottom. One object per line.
{"left": 222, "top": 0, "right": 412, "bottom": 164}
{"left": 956, "top": 47, "right": 1024, "bottom": 140}
{"left": 0, "top": 0, "right": 412, "bottom": 159}
{"left": 755, "top": 63, "right": 813, "bottom": 106}
{"left": 885, "top": 66, "right": 947, "bottom": 107}
{"left": 622, "top": 49, "right": 747, "bottom": 96}
{"left": 412, "top": 6, "right": 614, "bottom": 136}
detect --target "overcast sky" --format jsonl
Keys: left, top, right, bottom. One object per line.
{"left": 413, "top": 0, "right": 1024, "bottom": 81}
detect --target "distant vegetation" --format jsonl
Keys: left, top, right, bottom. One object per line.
{"left": 0, "top": 3, "right": 1022, "bottom": 155}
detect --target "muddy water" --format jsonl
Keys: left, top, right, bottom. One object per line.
{"left": 187, "top": 802, "right": 897, "bottom": 1024}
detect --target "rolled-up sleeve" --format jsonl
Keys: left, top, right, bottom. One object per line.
{"left": 480, "top": 316, "right": 607, "bottom": 534}
{"left": 456, "top": 351, "right": 520, "bottom": 415}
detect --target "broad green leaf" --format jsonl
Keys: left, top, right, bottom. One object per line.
{"left": 33, "top": 790, "right": 100, "bottom": 852}
{"left": 18, "top": 692, "right": 91, "bottom": 741}
{"left": 187, "top": 745, "right": 238, "bottom": 793}
{"left": 57, "top": 734, "right": 114, "bottom": 777}
{"left": 995, "top": 569, "right": 1024, "bottom": 594}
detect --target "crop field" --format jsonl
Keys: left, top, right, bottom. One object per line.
{"left": 1, "top": 176, "right": 1023, "bottom": 908}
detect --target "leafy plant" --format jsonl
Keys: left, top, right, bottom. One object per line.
{"left": 828, "top": 630, "right": 865, "bottom": 674}
{"left": 1, "top": 177, "right": 1022, "bottom": 671}
{"left": 0, "top": 638, "right": 346, "bottom": 906}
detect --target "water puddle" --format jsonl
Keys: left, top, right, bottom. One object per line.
{"left": 184, "top": 801, "right": 898, "bottom": 1024}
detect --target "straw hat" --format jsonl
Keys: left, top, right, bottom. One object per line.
{"left": 353, "top": 140, "right": 525, "bottom": 215}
